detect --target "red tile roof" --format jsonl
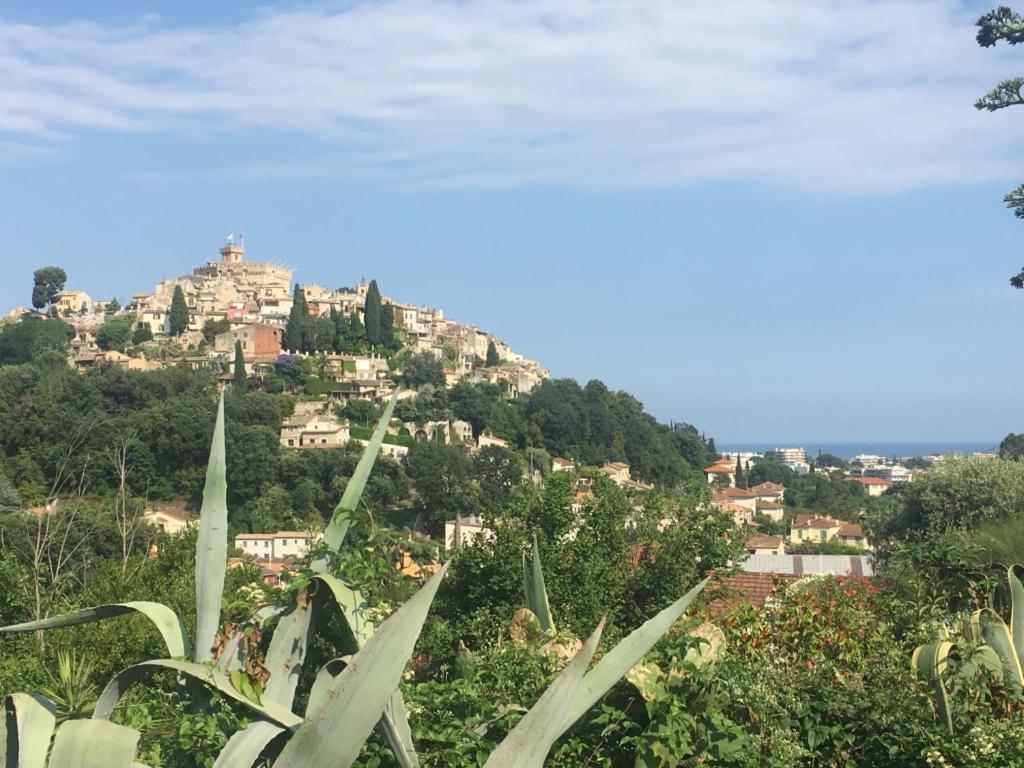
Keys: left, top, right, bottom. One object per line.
{"left": 704, "top": 461, "right": 735, "bottom": 473}
{"left": 849, "top": 476, "right": 890, "bottom": 486}
{"left": 717, "top": 487, "right": 757, "bottom": 499}
{"left": 746, "top": 534, "right": 784, "bottom": 550}
{"left": 704, "top": 571, "right": 798, "bottom": 615}
{"left": 750, "top": 482, "right": 785, "bottom": 493}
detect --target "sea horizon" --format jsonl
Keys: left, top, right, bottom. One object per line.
{"left": 716, "top": 441, "right": 1001, "bottom": 461}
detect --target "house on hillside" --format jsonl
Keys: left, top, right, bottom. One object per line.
{"left": 703, "top": 459, "right": 736, "bottom": 487}
{"left": 142, "top": 501, "right": 191, "bottom": 534}
{"left": 552, "top": 457, "right": 575, "bottom": 473}
{"left": 444, "top": 515, "right": 493, "bottom": 550}
{"left": 790, "top": 514, "right": 871, "bottom": 550}
{"left": 755, "top": 498, "right": 784, "bottom": 522}
{"left": 279, "top": 413, "right": 350, "bottom": 449}
{"left": 234, "top": 530, "right": 320, "bottom": 561}
{"left": 745, "top": 534, "right": 786, "bottom": 556}
{"left": 600, "top": 462, "right": 653, "bottom": 491}
{"left": 847, "top": 476, "right": 891, "bottom": 497}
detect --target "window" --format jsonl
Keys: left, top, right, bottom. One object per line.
{"left": 264, "top": 541, "right": 269, "bottom": 549}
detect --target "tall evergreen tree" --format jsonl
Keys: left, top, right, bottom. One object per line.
{"left": 347, "top": 311, "right": 365, "bottom": 353}
{"left": 381, "top": 303, "right": 395, "bottom": 349}
{"left": 283, "top": 285, "right": 309, "bottom": 352}
{"left": 31, "top": 266, "right": 67, "bottom": 314}
{"left": 364, "top": 280, "right": 382, "bottom": 346}
{"left": 735, "top": 455, "right": 746, "bottom": 488}
{"left": 233, "top": 341, "right": 248, "bottom": 389}
{"left": 485, "top": 340, "right": 500, "bottom": 367}
{"left": 168, "top": 285, "right": 189, "bottom": 337}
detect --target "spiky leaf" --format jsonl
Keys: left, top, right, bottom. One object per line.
{"left": 48, "top": 720, "right": 140, "bottom": 768}
{"left": 483, "top": 620, "right": 604, "bottom": 768}
{"left": 976, "top": 609, "right": 1024, "bottom": 690}
{"left": 0, "top": 693, "right": 56, "bottom": 768}
{"left": 194, "top": 395, "right": 229, "bottom": 663}
{"left": 212, "top": 721, "right": 285, "bottom": 768}
{"left": 523, "top": 535, "right": 554, "bottom": 633}
{"left": 0, "top": 603, "right": 190, "bottom": 660}
{"left": 1009, "top": 564, "right": 1024, "bottom": 674}
{"left": 92, "top": 660, "right": 301, "bottom": 729}
{"left": 560, "top": 579, "right": 707, "bottom": 731}
{"left": 315, "top": 389, "right": 400, "bottom": 564}
{"left": 273, "top": 562, "right": 449, "bottom": 768}
{"left": 911, "top": 640, "right": 954, "bottom": 734}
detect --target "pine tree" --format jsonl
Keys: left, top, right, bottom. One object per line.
{"left": 283, "top": 285, "right": 309, "bottom": 352}
{"left": 348, "top": 311, "right": 365, "bottom": 353}
{"left": 485, "top": 340, "right": 500, "bottom": 367}
{"left": 233, "top": 341, "right": 248, "bottom": 389}
{"left": 168, "top": 285, "right": 189, "bottom": 337}
{"left": 381, "top": 303, "right": 395, "bottom": 349}
{"left": 364, "top": 279, "right": 382, "bottom": 346}
{"left": 735, "top": 456, "right": 745, "bottom": 488}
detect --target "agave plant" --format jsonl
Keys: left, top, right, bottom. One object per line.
{"left": 912, "top": 563, "right": 1023, "bottom": 733}
{"left": 0, "top": 391, "right": 708, "bottom": 767}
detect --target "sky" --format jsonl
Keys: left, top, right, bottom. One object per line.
{"left": 0, "top": 0, "right": 1022, "bottom": 443}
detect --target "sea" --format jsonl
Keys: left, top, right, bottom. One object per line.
{"left": 717, "top": 442, "right": 1000, "bottom": 461}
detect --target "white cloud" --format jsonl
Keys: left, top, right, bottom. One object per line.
{"left": 0, "top": 0, "right": 1020, "bottom": 190}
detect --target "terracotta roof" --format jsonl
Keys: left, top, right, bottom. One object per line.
{"left": 704, "top": 571, "right": 799, "bottom": 615}
{"left": 553, "top": 458, "right": 574, "bottom": 467}
{"left": 746, "top": 534, "right": 784, "bottom": 550}
{"left": 704, "top": 461, "right": 735, "bottom": 473}
{"left": 717, "top": 487, "right": 757, "bottom": 499}
{"left": 750, "top": 482, "right": 785, "bottom": 493}
{"left": 793, "top": 514, "right": 843, "bottom": 530}
{"left": 849, "top": 477, "right": 890, "bottom": 486}
{"left": 756, "top": 499, "right": 783, "bottom": 510}
{"left": 838, "top": 522, "right": 864, "bottom": 537}
{"left": 602, "top": 462, "right": 630, "bottom": 471}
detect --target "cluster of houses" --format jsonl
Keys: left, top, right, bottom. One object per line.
{"left": 53, "top": 238, "right": 547, "bottom": 400}
{"left": 702, "top": 458, "right": 872, "bottom": 555}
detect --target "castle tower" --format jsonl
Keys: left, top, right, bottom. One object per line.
{"left": 220, "top": 242, "right": 244, "bottom": 264}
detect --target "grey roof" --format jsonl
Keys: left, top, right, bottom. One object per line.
{"left": 739, "top": 554, "right": 875, "bottom": 578}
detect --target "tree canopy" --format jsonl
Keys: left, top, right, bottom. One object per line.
{"left": 168, "top": 285, "right": 189, "bottom": 337}
{"left": 30, "top": 267, "right": 66, "bottom": 313}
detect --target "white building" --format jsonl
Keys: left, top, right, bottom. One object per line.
{"left": 234, "top": 530, "right": 320, "bottom": 561}
{"left": 764, "top": 447, "right": 808, "bottom": 467}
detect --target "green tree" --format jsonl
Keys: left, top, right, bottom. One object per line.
{"left": 734, "top": 455, "right": 745, "bottom": 488}
{"left": 405, "top": 441, "right": 479, "bottom": 533}
{"left": 30, "top": 267, "right": 67, "bottom": 314}
{"left": 168, "top": 285, "right": 189, "bottom": 337}
{"left": 485, "top": 340, "right": 500, "bottom": 367}
{"left": 201, "top": 318, "right": 232, "bottom": 343}
{"left": 282, "top": 285, "right": 310, "bottom": 352}
{"left": 95, "top": 318, "right": 133, "bottom": 352}
{"left": 975, "top": 7, "right": 1024, "bottom": 288}
{"left": 364, "top": 280, "right": 382, "bottom": 346}
{"left": 106, "top": 298, "right": 121, "bottom": 314}
{"left": 402, "top": 352, "right": 446, "bottom": 389}
{"left": 999, "top": 432, "right": 1024, "bottom": 460}
{"left": 0, "top": 317, "right": 73, "bottom": 363}
{"left": 131, "top": 326, "right": 153, "bottom": 345}
{"left": 381, "top": 303, "right": 395, "bottom": 349}
{"left": 0, "top": 472, "right": 20, "bottom": 514}
{"left": 232, "top": 341, "right": 247, "bottom": 389}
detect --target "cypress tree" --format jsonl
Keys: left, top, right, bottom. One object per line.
{"left": 485, "top": 340, "right": 500, "bottom": 367}
{"left": 283, "top": 285, "right": 309, "bottom": 352}
{"left": 735, "top": 456, "right": 745, "bottom": 488}
{"left": 233, "top": 341, "right": 247, "bottom": 389}
{"left": 168, "top": 285, "right": 189, "bottom": 337}
{"left": 381, "top": 303, "right": 395, "bottom": 349}
{"left": 364, "top": 280, "right": 382, "bottom": 346}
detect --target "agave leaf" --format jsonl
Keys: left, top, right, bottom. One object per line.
{"left": 305, "top": 657, "right": 350, "bottom": 716}
{"left": 273, "top": 562, "right": 449, "bottom": 768}
{"left": 194, "top": 394, "right": 229, "bottom": 663}
{"left": 0, "top": 602, "right": 191, "bottom": 660}
{"left": 262, "top": 596, "right": 315, "bottom": 710}
{"left": 0, "top": 693, "right": 56, "bottom": 768}
{"left": 1009, "top": 564, "right": 1024, "bottom": 674}
{"left": 212, "top": 721, "right": 285, "bottom": 768}
{"left": 309, "top": 575, "right": 418, "bottom": 767}
{"left": 976, "top": 608, "right": 1024, "bottom": 690}
{"left": 483, "top": 620, "right": 604, "bottom": 768}
{"left": 560, "top": 578, "right": 707, "bottom": 731}
{"left": 48, "top": 720, "right": 141, "bottom": 768}
{"left": 959, "top": 645, "right": 1004, "bottom": 679}
{"left": 911, "top": 640, "right": 954, "bottom": 734}
{"left": 523, "top": 534, "right": 554, "bottom": 633}
{"left": 315, "top": 388, "right": 400, "bottom": 566}
{"left": 92, "top": 659, "right": 301, "bottom": 729}
{"left": 216, "top": 606, "right": 283, "bottom": 675}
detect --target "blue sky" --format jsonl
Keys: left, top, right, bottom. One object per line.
{"left": 1, "top": 0, "right": 1022, "bottom": 443}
